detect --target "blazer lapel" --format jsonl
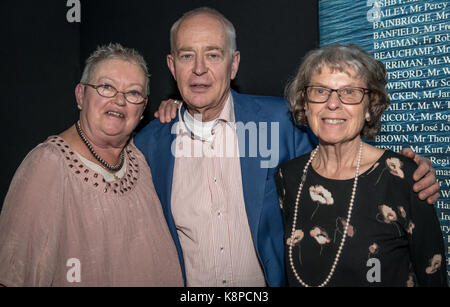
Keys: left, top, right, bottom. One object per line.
{"left": 232, "top": 90, "right": 268, "bottom": 241}
{"left": 148, "top": 111, "right": 188, "bottom": 283}
{"left": 150, "top": 114, "right": 178, "bottom": 230}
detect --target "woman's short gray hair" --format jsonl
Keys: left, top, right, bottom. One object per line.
{"left": 80, "top": 43, "right": 150, "bottom": 96}
{"left": 170, "top": 7, "right": 237, "bottom": 57}
{"left": 285, "top": 44, "right": 390, "bottom": 139}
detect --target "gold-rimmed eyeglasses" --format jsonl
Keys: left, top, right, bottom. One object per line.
{"left": 83, "top": 83, "right": 147, "bottom": 105}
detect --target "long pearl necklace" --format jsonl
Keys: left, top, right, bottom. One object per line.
{"left": 75, "top": 121, "right": 125, "bottom": 172}
{"left": 289, "top": 140, "right": 363, "bottom": 287}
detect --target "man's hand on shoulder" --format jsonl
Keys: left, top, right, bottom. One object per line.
{"left": 154, "top": 99, "right": 181, "bottom": 123}
{"left": 400, "top": 148, "right": 440, "bottom": 204}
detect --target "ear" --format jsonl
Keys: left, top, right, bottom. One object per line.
{"left": 75, "top": 83, "right": 85, "bottom": 110}
{"left": 139, "top": 98, "right": 148, "bottom": 120}
{"left": 143, "top": 97, "right": 149, "bottom": 110}
{"left": 167, "top": 54, "right": 177, "bottom": 81}
{"left": 230, "top": 51, "right": 240, "bottom": 80}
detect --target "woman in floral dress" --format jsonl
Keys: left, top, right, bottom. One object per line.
{"left": 276, "top": 44, "right": 447, "bottom": 287}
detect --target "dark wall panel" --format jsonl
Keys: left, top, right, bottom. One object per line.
{"left": 80, "top": 0, "right": 318, "bottom": 118}
{"left": 0, "top": 0, "right": 81, "bottom": 206}
{"left": 0, "top": 0, "right": 318, "bottom": 207}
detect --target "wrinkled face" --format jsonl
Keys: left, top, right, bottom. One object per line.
{"left": 305, "top": 65, "right": 368, "bottom": 145}
{"left": 76, "top": 59, "right": 147, "bottom": 143}
{"left": 167, "top": 13, "right": 240, "bottom": 119}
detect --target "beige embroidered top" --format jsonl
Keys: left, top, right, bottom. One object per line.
{"left": 0, "top": 136, "right": 183, "bottom": 286}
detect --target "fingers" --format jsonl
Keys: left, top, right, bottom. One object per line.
{"left": 411, "top": 154, "right": 433, "bottom": 181}
{"left": 413, "top": 170, "right": 439, "bottom": 204}
{"left": 170, "top": 100, "right": 179, "bottom": 120}
{"left": 413, "top": 174, "right": 440, "bottom": 204}
{"left": 400, "top": 147, "right": 415, "bottom": 159}
{"left": 157, "top": 99, "right": 181, "bottom": 123}
{"left": 408, "top": 152, "right": 439, "bottom": 205}
{"left": 426, "top": 192, "right": 440, "bottom": 205}
{"left": 159, "top": 100, "right": 170, "bottom": 123}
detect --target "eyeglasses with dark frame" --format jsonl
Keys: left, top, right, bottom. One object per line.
{"left": 304, "top": 86, "right": 371, "bottom": 105}
{"left": 83, "top": 83, "right": 147, "bottom": 105}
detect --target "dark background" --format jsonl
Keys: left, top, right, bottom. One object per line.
{"left": 0, "top": 0, "right": 318, "bottom": 208}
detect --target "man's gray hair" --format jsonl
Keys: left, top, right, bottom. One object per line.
{"left": 80, "top": 43, "right": 150, "bottom": 96}
{"left": 170, "top": 7, "right": 237, "bottom": 57}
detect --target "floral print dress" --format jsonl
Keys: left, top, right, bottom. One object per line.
{"left": 276, "top": 150, "right": 447, "bottom": 287}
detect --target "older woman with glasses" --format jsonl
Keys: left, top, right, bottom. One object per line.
{"left": 276, "top": 44, "right": 447, "bottom": 287}
{"left": 0, "top": 43, "right": 183, "bottom": 286}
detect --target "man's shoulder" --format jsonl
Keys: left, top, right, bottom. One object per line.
{"left": 232, "top": 90, "right": 291, "bottom": 121}
{"left": 233, "top": 91, "right": 287, "bottom": 107}
{"left": 138, "top": 117, "right": 175, "bottom": 135}
{"left": 134, "top": 118, "right": 176, "bottom": 148}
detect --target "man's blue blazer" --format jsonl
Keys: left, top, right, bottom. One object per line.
{"left": 134, "top": 90, "right": 316, "bottom": 286}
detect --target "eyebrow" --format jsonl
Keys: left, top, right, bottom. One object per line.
{"left": 96, "top": 77, "right": 144, "bottom": 89}
{"left": 205, "top": 46, "right": 224, "bottom": 52}
{"left": 309, "top": 82, "right": 363, "bottom": 88}
{"left": 176, "top": 46, "right": 224, "bottom": 53}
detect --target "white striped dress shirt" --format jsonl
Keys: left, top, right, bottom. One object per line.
{"left": 171, "top": 93, "right": 266, "bottom": 287}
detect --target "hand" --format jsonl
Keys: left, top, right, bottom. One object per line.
{"left": 154, "top": 99, "right": 181, "bottom": 123}
{"left": 400, "top": 148, "right": 440, "bottom": 204}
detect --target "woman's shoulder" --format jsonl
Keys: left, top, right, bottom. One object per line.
{"left": 127, "top": 139, "right": 150, "bottom": 170}
{"left": 382, "top": 150, "right": 417, "bottom": 180}
{"left": 18, "top": 136, "right": 66, "bottom": 170}
{"left": 279, "top": 153, "right": 312, "bottom": 178}
{"left": 280, "top": 152, "right": 311, "bottom": 168}
{"left": 5, "top": 137, "right": 69, "bottom": 194}
{"left": 3, "top": 137, "right": 68, "bottom": 215}
{"left": 382, "top": 149, "right": 415, "bottom": 164}
{"left": 128, "top": 138, "right": 144, "bottom": 157}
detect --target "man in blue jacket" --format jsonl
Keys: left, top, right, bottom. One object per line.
{"left": 135, "top": 7, "right": 439, "bottom": 287}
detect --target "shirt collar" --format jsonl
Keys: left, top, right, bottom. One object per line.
{"left": 178, "top": 92, "right": 235, "bottom": 141}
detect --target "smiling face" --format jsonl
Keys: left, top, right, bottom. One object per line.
{"left": 167, "top": 13, "right": 240, "bottom": 121}
{"left": 305, "top": 65, "right": 368, "bottom": 146}
{"left": 76, "top": 58, "right": 147, "bottom": 146}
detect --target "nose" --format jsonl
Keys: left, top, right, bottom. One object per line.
{"left": 193, "top": 56, "right": 207, "bottom": 75}
{"left": 114, "top": 92, "right": 127, "bottom": 106}
{"left": 326, "top": 91, "right": 342, "bottom": 110}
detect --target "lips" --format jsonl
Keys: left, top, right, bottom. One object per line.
{"left": 106, "top": 111, "right": 125, "bottom": 118}
{"left": 190, "top": 82, "right": 211, "bottom": 93}
{"left": 322, "top": 118, "right": 345, "bottom": 124}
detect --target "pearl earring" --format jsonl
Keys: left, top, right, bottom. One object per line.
{"left": 365, "top": 113, "right": 371, "bottom": 122}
